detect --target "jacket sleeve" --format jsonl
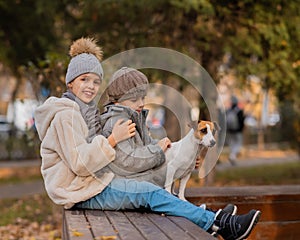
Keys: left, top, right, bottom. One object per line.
{"left": 52, "top": 112, "right": 115, "bottom": 177}
{"left": 102, "top": 116, "right": 165, "bottom": 174}
{"left": 113, "top": 138, "right": 166, "bottom": 174}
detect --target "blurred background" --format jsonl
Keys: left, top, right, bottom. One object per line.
{"left": 0, "top": 0, "right": 299, "bottom": 239}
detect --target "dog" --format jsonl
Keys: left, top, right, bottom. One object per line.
{"left": 164, "top": 120, "right": 219, "bottom": 200}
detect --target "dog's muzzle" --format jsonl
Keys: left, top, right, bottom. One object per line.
{"left": 209, "top": 139, "right": 216, "bottom": 147}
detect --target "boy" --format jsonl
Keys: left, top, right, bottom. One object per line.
{"left": 100, "top": 67, "right": 170, "bottom": 187}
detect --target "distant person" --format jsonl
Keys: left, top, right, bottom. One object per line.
{"left": 226, "top": 95, "right": 245, "bottom": 165}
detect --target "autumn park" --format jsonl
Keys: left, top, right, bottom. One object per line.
{"left": 0, "top": 1, "right": 299, "bottom": 239}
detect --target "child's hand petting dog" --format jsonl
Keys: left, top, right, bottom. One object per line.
{"left": 157, "top": 137, "right": 171, "bottom": 152}
{"left": 195, "top": 155, "right": 201, "bottom": 169}
{"left": 110, "top": 119, "right": 136, "bottom": 146}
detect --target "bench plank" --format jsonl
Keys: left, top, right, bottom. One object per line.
{"left": 63, "top": 210, "right": 93, "bottom": 240}
{"left": 124, "top": 211, "right": 169, "bottom": 240}
{"left": 105, "top": 211, "right": 146, "bottom": 239}
{"left": 85, "top": 210, "right": 118, "bottom": 239}
{"left": 168, "top": 216, "right": 214, "bottom": 239}
{"left": 147, "top": 213, "right": 199, "bottom": 240}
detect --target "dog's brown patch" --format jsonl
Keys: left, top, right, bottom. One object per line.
{"left": 193, "top": 120, "right": 216, "bottom": 140}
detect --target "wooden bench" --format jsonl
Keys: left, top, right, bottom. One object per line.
{"left": 63, "top": 209, "right": 214, "bottom": 240}
{"left": 63, "top": 185, "right": 300, "bottom": 240}
{"left": 185, "top": 185, "right": 300, "bottom": 240}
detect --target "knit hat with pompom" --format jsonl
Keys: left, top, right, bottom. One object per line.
{"left": 107, "top": 67, "right": 149, "bottom": 102}
{"left": 65, "top": 37, "right": 104, "bottom": 84}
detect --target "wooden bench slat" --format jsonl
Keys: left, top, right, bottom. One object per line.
{"left": 124, "top": 211, "right": 170, "bottom": 240}
{"left": 105, "top": 211, "right": 146, "bottom": 240}
{"left": 168, "top": 216, "right": 214, "bottom": 239}
{"left": 63, "top": 210, "right": 93, "bottom": 240}
{"left": 85, "top": 210, "right": 118, "bottom": 238}
{"left": 147, "top": 213, "right": 197, "bottom": 240}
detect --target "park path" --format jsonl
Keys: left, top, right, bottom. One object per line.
{"left": 0, "top": 148, "right": 299, "bottom": 200}
{"left": 0, "top": 159, "right": 45, "bottom": 199}
{"left": 0, "top": 180, "right": 45, "bottom": 199}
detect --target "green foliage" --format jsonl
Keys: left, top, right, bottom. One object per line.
{"left": 1, "top": 0, "right": 299, "bottom": 98}
{"left": 0, "top": 0, "right": 299, "bottom": 147}
{"left": 20, "top": 52, "right": 69, "bottom": 98}
{"left": 0, "top": 0, "right": 63, "bottom": 73}
{"left": 0, "top": 132, "right": 40, "bottom": 161}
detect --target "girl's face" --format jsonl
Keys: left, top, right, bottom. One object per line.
{"left": 117, "top": 96, "right": 145, "bottom": 113}
{"left": 67, "top": 73, "right": 101, "bottom": 103}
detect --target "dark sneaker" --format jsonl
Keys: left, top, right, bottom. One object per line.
{"left": 204, "top": 204, "right": 238, "bottom": 237}
{"left": 223, "top": 204, "right": 237, "bottom": 215}
{"left": 212, "top": 209, "right": 261, "bottom": 240}
{"left": 200, "top": 204, "right": 237, "bottom": 215}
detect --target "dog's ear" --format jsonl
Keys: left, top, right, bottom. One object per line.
{"left": 213, "top": 121, "right": 221, "bottom": 131}
{"left": 188, "top": 121, "right": 198, "bottom": 130}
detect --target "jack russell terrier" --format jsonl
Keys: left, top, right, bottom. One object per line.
{"left": 164, "top": 120, "right": 220, "bottom": 200}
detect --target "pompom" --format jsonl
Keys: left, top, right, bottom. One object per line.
{"left": 69, "top": 37, "right": 103, "bottom": 61}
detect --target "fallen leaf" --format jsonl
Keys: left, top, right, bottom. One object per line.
{"left": 100, "top": 236, "right": 117, "bottom": 240}
{"left": 72, "top": 231, "right": 84, "bottom": 237}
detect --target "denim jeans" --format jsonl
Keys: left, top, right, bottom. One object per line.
{"left": 75, "top": 178, "right": 215, "bottom": 230}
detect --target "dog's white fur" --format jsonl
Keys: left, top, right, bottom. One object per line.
{"left": 164, "top": 120, "right": 219, "bottom": 200}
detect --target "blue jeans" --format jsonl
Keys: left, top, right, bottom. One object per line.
{"left": 75, "top": 178, "right": 215, "bottom": 230}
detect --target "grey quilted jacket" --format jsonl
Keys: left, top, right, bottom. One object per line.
{"left": 100, "top": 105, "right": 167, "bottom": 187}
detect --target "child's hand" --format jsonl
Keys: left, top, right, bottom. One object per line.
{"left": 157, "top": 137, "right": 171, "bottom": 152}
{"left": 195, "top": 155, "right": 202, "bottom": 169}
{"left": 111, "top": 119, "right": 136, "bottom": 144}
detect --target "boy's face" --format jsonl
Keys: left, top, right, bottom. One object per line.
{"left": 117, "top": 96, "right": 145, "bottom": 113}
{"left": 67, "top": 73, "right": 101, "bottom": 103}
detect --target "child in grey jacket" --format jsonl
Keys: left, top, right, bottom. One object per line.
{"left": 100, "top": 67, "right": 170, "bottom": 187}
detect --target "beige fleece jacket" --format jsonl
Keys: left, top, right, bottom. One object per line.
{"left": 34, "top": 97, "right": 115, "bottom": 209}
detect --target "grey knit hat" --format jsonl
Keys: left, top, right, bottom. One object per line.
{"left": 65, "top": 53, "right": 103, "bottom": 84}
{"left": 65, "top": 38, "right": 104, "bottom": 84}
{"left": 107, "top": 67, "right": 149, "bottom": 102}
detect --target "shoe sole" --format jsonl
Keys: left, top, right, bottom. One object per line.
{"left": 236, "top": 210, "right": 261, "bottom": 240}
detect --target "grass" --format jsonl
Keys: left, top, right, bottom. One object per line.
{"left": 214, "top": 161, "right": 300, "bottom": 186}
{"left": 0, "top": 194, "right": 62, "bottom": 239}
{"left": 0, "top": 194, "right": 60, "bottom": 226}
{"left": 0, "top": 166, "right": 62, "bottom": 238}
